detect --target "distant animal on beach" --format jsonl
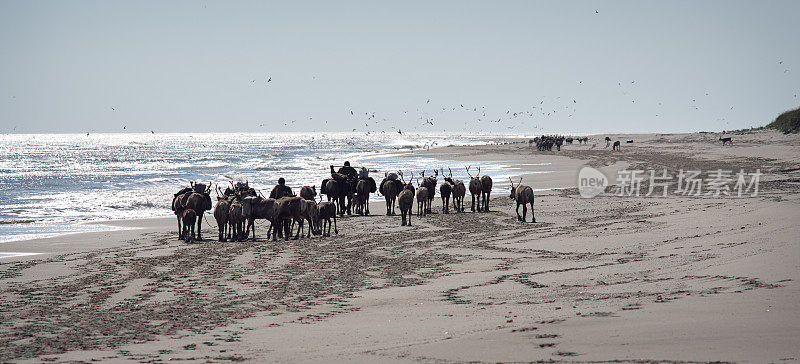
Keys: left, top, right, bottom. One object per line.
{"left": 447, "top": 168, "right": 466, "bottom": 213}
{"left": 605, "top": 136, "right": 611, "bottom": 148}
{"left": 613, "top": 141, "right": 621, "bottom": 150}
{"left": 213, "top": 197, "right": 231, "bottom": 241}
{"left": 172, "top": 187, "right": 193, "bottom": 239}
{"left": 277, "top": 196, "right": 304, "bottom": 240}
{"left": 467, "top": 166, "right": 483, "bottom": 212}
{"left": 317, "top": 201, "right": 338, "bottom": 236}
{"left": 355, "top": 178, "right": 371, "bottom": 215}
{"left": 300, "top": 185, "right": 317, "bottom": 201}
{"left": 416, "top": 185, "right": 429, "bottom": 216}
{"left": 242, "top": 196, "right": 280, "bottom": 241}
{"left": 297, "top": 198, "right": 320, "bottom": 238}
{"left": 397, "top": 173, "right": 415, "bottom": 226}
{"left": 380, "top": 171, "right": 403, "bottom": 215}
{"left": 509, "top": 178, "right": 535, "bottom": 223}
{"left": 719, "top": 137, "right": 732, "bottom": 145}
{"left": 421, "top": 169, "right": 438, "bottom": 213}
{"left": 626, "top": 140, "right": 633, "bottom": 143}
{"left": 480, "top": 174, "right": 493, "bottom": 212}
{"left": 228, "top": 199, "right": 247, "bottom": 241}
{"left": 182, "top": 209, "right": 197, "bottom": 243}
{"left": 173, "top": 182, "right": 212, "bottom": 241}
{"left": 439, "top": 168, "right": 453, "bottom": 214}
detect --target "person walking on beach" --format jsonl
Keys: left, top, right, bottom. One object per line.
{"left": 269, "top": 177, "right": 294, "bottom": 199}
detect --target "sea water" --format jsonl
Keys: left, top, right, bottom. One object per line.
{"left": 0, "top": 132, "right": 541, "bottom": 243}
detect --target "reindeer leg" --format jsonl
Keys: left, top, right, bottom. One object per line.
{"left": 522, "top": 204, "right": 527, "bottom": 222}
{"left": 196, "top": 213, "right": 202, "bottom": 241}
{"left": 333, "top": 214, "right": 338, "bottom": 234}
{"left": 177, "top": 216, "right": 182, "bottom": 240}
{"left": 516, "top": 203, "right": 521, "bottom": 221}
{"left": 531, "top": 202, "right": 536, "bottom": 223}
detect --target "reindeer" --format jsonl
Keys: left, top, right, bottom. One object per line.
{"left": 228, "top": 199, "right": 247, "bottom": 241}
{"left": 439, "top": 168, "right": 453, "bottom": 214}
{"left": 317, "top": 201, "right": 338, "bottom": 236}
{"left": 605, "top": 136, "right": 612, "bottom": 148}
{"left": 213, "top": 197, "right": 231, "bottom": 241}
{"left": 421, "top": 170, "right": 438, "bottom": 213}
{"left": 480, "top": 174, "right": 493, "bottom": 212}
{"left": 300, "top": 185, "right": 317, "bottom": 200}
{"left": 447, "top": 167, "right": 466, "bottom": 213}
{"left": 509, "top": 177, "right": 535, "bottom": 223}
{"left": 355, "top": 178, "right": 371, "bottom": 215}
{"left": 241, "top": 196, "right": 280, "bottom": 241}
{"left": 172, "top": 187, "right": 192, "bottom": 239}
{"left": 719, "top": 136, "right": 732, "bottom": 145}
{"left": 175, "top": 182, "right": 213, "bottom": 241}
{"left": 466, "top": 166, "right": 483, "bottom": 212}
{"left": 397, "top": 172, "right": 415, "bottom": 226}
{"left": 182, "top": 209, "right": 197, "bottom": 243}
{"left": 380, "top": 171, "right": 403, "bottom": 215}
{"left": 416, "top": 183, "right": 429, "bottom": 217}
{"left": 612, "top": 140, "right": 621, "bottom": 150}
{"left": 277, "top": 196, "right": 303, "bottom": 240}
{"left": 297, "top": 198, "right": 320, "bottom": 238}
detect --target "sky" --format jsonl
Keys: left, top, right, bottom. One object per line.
{"left": 0, "top": 0, "right": 798, "bottom": 134}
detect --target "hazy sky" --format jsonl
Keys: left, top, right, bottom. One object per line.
{"left": 1, "top": 1, "right": 798, "bottom": 134}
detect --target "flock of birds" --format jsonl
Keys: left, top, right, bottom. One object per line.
{"left": 2, "top": 57, "right": 797, "bottom": 134}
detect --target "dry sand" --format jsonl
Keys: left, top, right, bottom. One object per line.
{"left": 1, "top": 130, "right": 798, "bottom": 363}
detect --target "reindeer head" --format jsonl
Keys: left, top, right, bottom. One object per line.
{"left": 508, "top": 177, "right": 522, "bottom": 198}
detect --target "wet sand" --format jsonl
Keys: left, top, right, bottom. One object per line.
{"left": 1, "top": 130, "right": 798, "bottom": 363}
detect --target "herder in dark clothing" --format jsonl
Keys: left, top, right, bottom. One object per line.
{"left": 269, "top": 177, "right": 294, "bottom": 199}
{"left": 337, "top": 161, "right": 358, "bottom": 180}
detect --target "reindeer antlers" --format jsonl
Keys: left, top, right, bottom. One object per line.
{"left": 465, "top": 166, "right": 473, "bottom": 178}
{"left": 448, "top": 167, "right": 453, "bottom": 178}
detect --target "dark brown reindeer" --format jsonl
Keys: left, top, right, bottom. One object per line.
{"left": 480, "top": 173, "right": 493, "bottom": 212}
{"left": 416, "top": 176, "right": 428, "bottom": 216}
{"left": 241, "top": 196, "right": 280, "bottom": 241}
{"left": 719, "top": 136, "right": 732, "bottom": 145}
{"left": 300, "top": 185, "right": 317, "bottom": 200}
{"left": 466, "top": 166, "right": 483, "bottom": 212}
{"left": 213, "top": 196, "right": 231, "bottom": 241}
{"left": 228, "top": 198, "right": 247, "bottom": 241}
{"left": 380, "top": 171, "right": 403, "bottom": 215}
{"left": 420, "top": 169, "right": 438, "bottom": 213}
{"left": 612, "top": 140, "right": 621, "bottom": 150}
{"left": 182, "top": 209, "right": 197, "bottom": 243}
{"left": 444, "top": 167, "right": 465, "bottom": 212}
{"left": 355, "top": 178, "right": 371, "bottom": 215}
{"left": 174, "top": 182, "right": 213, "bottom": 240}
{"left": 316, "top": 201, "right": 338, "bottom": 236}
{"left": 397, "top": 171, "right": 415, "bottom": 226}
{"left": 439, "top": 168, "right": 453, "bottom": 214}
{"left": 509, "top": 177, "right": 535, "bottom": 223}
{"left": 172, "top": 186, "right": 193, "bottom": 239}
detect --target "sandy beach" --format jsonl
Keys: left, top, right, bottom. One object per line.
{"left": 1, "top": 131, "right": 798, "bottom": 363}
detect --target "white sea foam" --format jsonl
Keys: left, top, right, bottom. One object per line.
{"left": 0, "top": 132, "right": 552, "bottom": 243}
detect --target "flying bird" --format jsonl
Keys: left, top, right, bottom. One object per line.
{"left": 267, "top": 77, "right": 272, "bottom": 82}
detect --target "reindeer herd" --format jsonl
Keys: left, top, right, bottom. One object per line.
{"left": 170, "top": 165, "right": 537, "bottom": 243}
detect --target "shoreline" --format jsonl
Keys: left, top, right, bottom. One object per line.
{"left": 0, "top": 130, "right": 798, "bottom": 362}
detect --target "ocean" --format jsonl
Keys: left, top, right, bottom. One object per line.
{"left": 0, "top": 132, "right": 538, "bottom": 243}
